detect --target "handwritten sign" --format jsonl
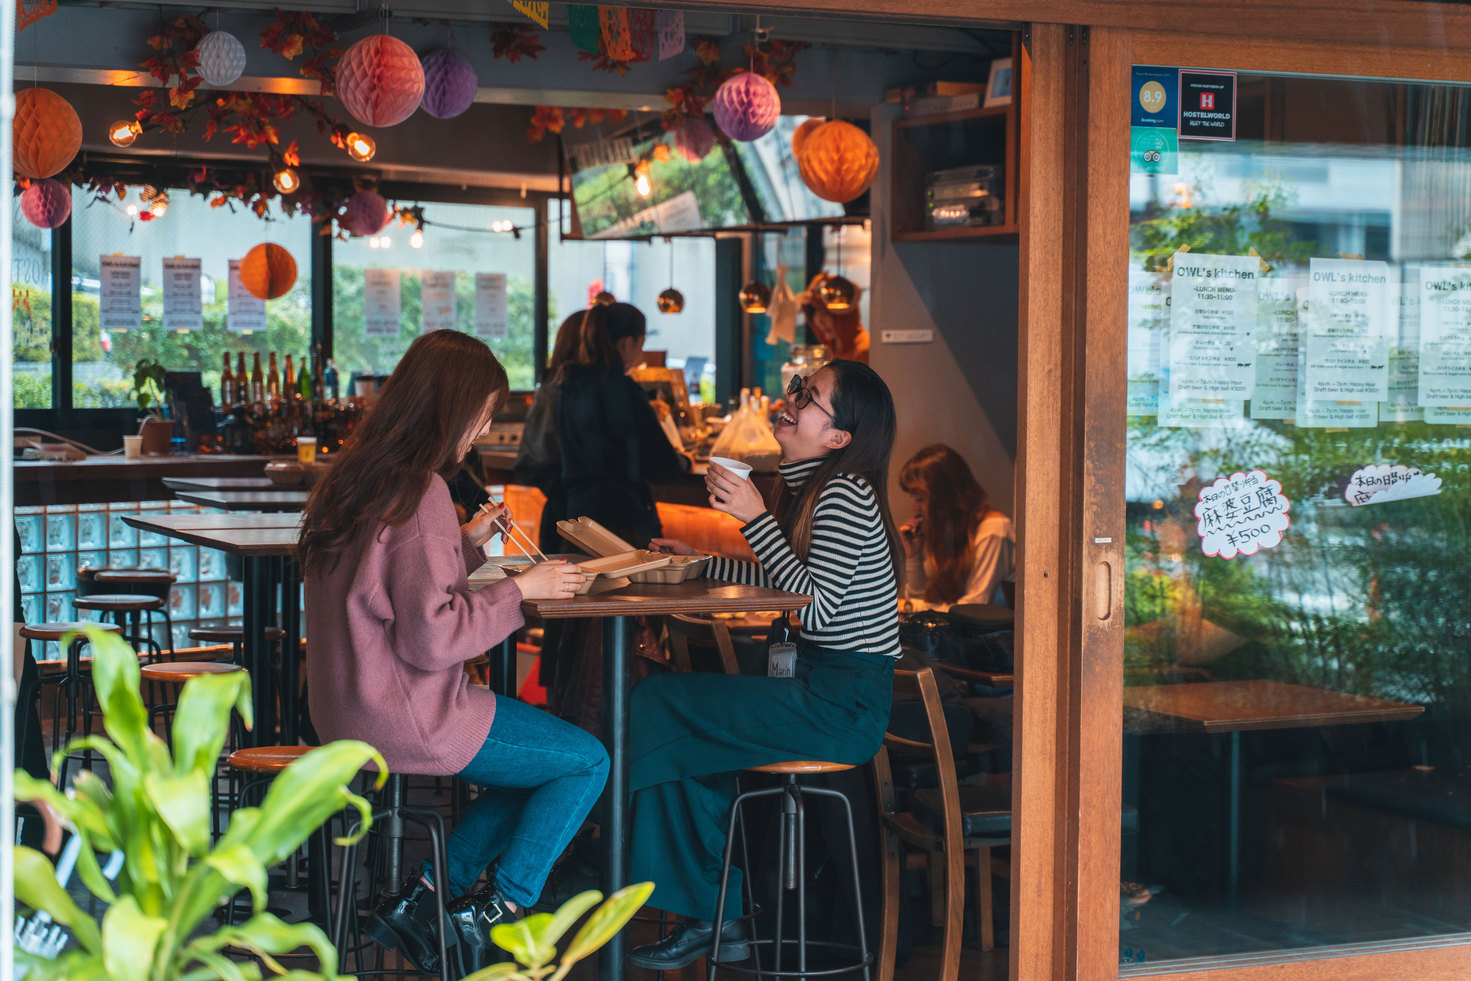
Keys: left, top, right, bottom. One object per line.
{"left": 1344, "top": 464, "right": 1442, "bottom": 507}
{"left": 364, "top": 268, "right": 402, "bottom": 338}
{"left": 421, "top": 270, "right": 457, "bottom": 334}
{"left": 99, "top": 255, "right": 141, "bottom": 332}
{"left": 227, "top": 259, "right": 266, "bottom": 334}
{"left": 474, "top": 273, "right": 508, "bottom": 339}
{"left": 1168, "top": 253, "right": 1259, "bottom": 398}
{"left": 1195, "top": 469, "right": 1291, "bottom": 560}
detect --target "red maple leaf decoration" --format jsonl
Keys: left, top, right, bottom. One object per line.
{"left": 492, "top": 23, "right": 546, "bottom": 63}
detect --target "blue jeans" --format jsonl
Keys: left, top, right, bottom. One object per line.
{"left": 427, "top": 696, "right": 609, "bottom": 908}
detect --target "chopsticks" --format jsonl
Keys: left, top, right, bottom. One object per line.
{"left": 478, "top": 495, "right": 550, "bottom": 563}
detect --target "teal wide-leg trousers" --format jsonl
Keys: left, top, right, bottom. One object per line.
{"left": 628, "top": 645, "right": 894, "bottom": 920}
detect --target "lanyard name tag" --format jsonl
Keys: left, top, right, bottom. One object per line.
{"left": 768, "top": 642, "right": 797, "bottom": 678}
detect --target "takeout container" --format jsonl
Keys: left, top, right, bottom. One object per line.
{"left": 470, "top": 554, "right": 636, "bottom": 595}
{"left": 557, "top": 517, "right": 711, "bottom": 583}
{"left": 265, "top": 460, "right": 329, "bottom": 488}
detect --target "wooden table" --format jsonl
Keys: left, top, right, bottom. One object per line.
{"left": 162, "top": 475, "right": 274, "bottom": 491}
{"left": 1123, "top": 679, "right": 1424, "bottom": 900}
{"left": 122, "top": 513, "right": 302, "bottom": 745}
{"left": 172, "top": 489, "right": 310, "bottom": 512}
{"left": 520, "top": 579, "right": 812, "bottom": 981}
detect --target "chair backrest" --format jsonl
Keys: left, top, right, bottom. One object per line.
{"left": 666, "top": 614, "right": 740, "bottom": 676}
{"left": 880, "top": 668, "right": 963, "bottom": 842}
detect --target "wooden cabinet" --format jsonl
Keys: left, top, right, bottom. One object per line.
{"left": 888, "top": 37, "right": 1020, "bottom": 242}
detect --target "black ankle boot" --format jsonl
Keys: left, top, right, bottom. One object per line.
{"left": 445, "top": 886, "right": 518, "bottom": 976}
{"left": 626, "top": 918, "right": 750, "bottom": 970}
{"left": 365, "top": 875, "right": 453, "bottom": 975}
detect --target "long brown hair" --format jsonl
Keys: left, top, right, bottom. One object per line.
{"left": 899, "top": 443, "right": 990, "bottom": 605}
{"left": 771, "top": 360, "right": 904, "bottom": 586}
{"left": 298, "top": 331, "right": 509, "bottom": 575}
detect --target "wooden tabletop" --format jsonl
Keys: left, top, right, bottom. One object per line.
{"left": 163, "top": 476, "right": 275, "bottom": 491}
{"left": 172, "top": 489, "right": 310, "bottom": 512}
{"left": 1122, "top": 679, "right": 1424, "bottom": 734}
{"left": 521, "top": 579, "right": 811, "bottom": 619}
{"left": 123, "top": 512, "right": 300, "bottom": 556}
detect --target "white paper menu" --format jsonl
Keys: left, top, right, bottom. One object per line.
{"left": 474, "top": 273, "right": 508, "bottom": 340}
{"left": 1417, "top": 266, "right": 1471, "bottom": 409}
{"left": 1249, "top": 278, "right": 1303, "bottom": 421}
{"left": 1381, "top": 270, "right": 1423, "bottom": 422}
{"left": 161, "top": 257, "right": 203, "bottom": 332}
{"left": 1167, "top": 253, "right": 1259, "bottom": 399}
{"left": 364, "top": 268, "right": 403, "bottom": 338}
{"left": 1126, "top": 270, "right": 1168, "bottom": 416}
{"left": 420, "top": 271, "right": 457, "bottom": 334}
{"left": 99, "top": 255, "right": 141, "bottom": 332}
{"left": 227, "top": 259, "right": 267, "bottom": 334}
{"left": 1303, "top": 257, "right": 1390, "bottom": 402}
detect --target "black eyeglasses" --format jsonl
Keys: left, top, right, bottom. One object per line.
{"left": 786, "top": 374, "right": 836, "bottom": 422}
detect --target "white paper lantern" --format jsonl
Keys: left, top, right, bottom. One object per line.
{"left": 195, "top": 31, "right": 247, "bottom": 88}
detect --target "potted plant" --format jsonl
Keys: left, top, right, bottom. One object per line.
{"left": 13, "top": 626, "right": 385, "bottom": 980}
{"left": 132, "top": 358, "right": 173, "bottom": 455}
{"left": 464, "top": 882, "right": 654, "bottom": 981}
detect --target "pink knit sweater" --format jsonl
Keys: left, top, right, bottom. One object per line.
{"left": 304, "top": 474, "right": 525, "bottom": 776}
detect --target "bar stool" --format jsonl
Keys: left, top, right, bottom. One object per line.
{"left": 79, "top": 567, "right": 177, "bottom": 659}
{"left": 188, "top": 625, "right": 287, "bottom": 666}
{"left": 333, "top": 772, "right": 455, "bottom": 981}
{"left": 141, "top": 661, "right": 246, "bottom": 741}
{"left": 225, "top": 745, "right": 333, "bottom": 927}
{"left": 73, "top": 594, "right": 170, "bottom": 662}
{"left": 710, "top": 760, "right": 874, "bottom": 981}
{"left": 21, "top": 621, "right": 123, "bottom": 788}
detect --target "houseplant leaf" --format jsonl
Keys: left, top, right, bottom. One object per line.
{"left": 529, "top": 890, "right": 601, "bottom": 951}
{"left": 558, "top": 882, "right": 654, "bottom": 968}
{"left": 145, "top": 769, "right": 212, "bottom": 856}
{"left": 171, "top": 667, "right": 254, "bottom": 778}
{"left": 100, "top": 895, "right": 167, "bottom": 981}
{"left": 489, "top": 918, "right": 543, "bottom": 967}
{"left": 13, "top": 845, "right": 103, "bottom": 953}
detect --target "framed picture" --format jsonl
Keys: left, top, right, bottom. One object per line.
{"left": 984, "top": 58, "right": 1014, "bottom": 108}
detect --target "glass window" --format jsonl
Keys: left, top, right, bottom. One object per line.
{"left": 12, "top": 197, "right": 53, "bottom": 409}
{"left": 69, "top": 188, "right": 312, "bottom": 410}
{"left": 332, "top": 201, "right": 536, "bottom": 389}
{"left": 1120, "top": 71, "right": 1471, "bottom": 965}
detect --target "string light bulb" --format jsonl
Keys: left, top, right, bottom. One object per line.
{"left": 346, "top": 132, "right": 377, "bottom": 162}
{"left": 149, "top": 192, "right": 169, "bottom": 218}
{"left": 378, "top": 234, "right": 391, "bottom": 249}
{"left": 410, "top": 229, "right": 424, "bottom": 249}
{"left": 108, "top": 119, "right": 141, "bottom": 148}
{"left": 125, "top": 203, "right": 139, "bottom": 217}
{"left": 272, "top": 167, "right": 300, "bottom": 194}
{"left": 633, "top": 161, "right": 652, "bottom": 198}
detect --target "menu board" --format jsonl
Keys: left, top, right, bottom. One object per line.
{"left": 1249, "top": 279, "right": 1302, "bottom": 421}
{"left": 364, "top": 268, "right": 402, "bottom": 338}
{"left": 1381, "top": 271, "right": 1423, "bottom": 422}
{"left": 1126, "top": 270, "right": 1168, "bottom": 416}
{"left": 1304, "top": 257, "right": 1390, "bottom": 402}
{"left": 227, "top": 259, "right": 267, "bottom": 334}
{"left": 99, "top": 255, "right": 141, "bottom": 331}
{"left": 161, "top": 257, "right": 203, "bottom": 332}
{"left": 421, "top": 271, "right": 457, "bottom": 334}
{"left": 474, "top": 273, "right": 508, "bottom": 340}
{"left": 1417, "top": 267, "right": 1471, "bottom": 408}
{"left": 1168, "top": 253, "right": 1259, "bottom": 398}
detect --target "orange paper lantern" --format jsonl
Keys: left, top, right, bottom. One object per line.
{"left": 796, "top": 120, "right": 879, "bottom": 204}
{"left": 240, "top": 243, "right": 298, "bottom": 300}
{"left": 791, "top": 117, "right": 825, "bottom": 161}
{"left": 13, "top": 88, "right": 82, "bottom": 180}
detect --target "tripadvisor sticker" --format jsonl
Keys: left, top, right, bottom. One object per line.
{"left": 1131, "top": 126, "right": 1178, "bottom": 175}
{"left": 1195, "top": 469, "right": 1291, "bottom": 559}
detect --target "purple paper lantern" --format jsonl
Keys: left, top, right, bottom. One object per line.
{"left": 711, "top": 72, "right": 780, "bottom": 142}
{"left": 674, "top": 115, "right": 716, "bottom": 162}
{"left": 21, "top": 178, "right": 70, "bottom": 229}
{"left": 420, "top": 48, "right": 478, "bottom": 120}
{"left": 339, "top": 190, "right": 391, "bottom": 237}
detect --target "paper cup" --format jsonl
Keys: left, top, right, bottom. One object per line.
{"left": 297, "top": 436, "right": 317, "bottom": 464}
{"left": 122, "top": 435, "right": 142, "bottom": 460}
{"left": 709, "top": 456, "right": 753, "bottom": 480}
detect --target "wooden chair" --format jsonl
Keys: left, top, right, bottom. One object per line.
{"left": 665, "top": 613, "right": 741, "bottom": 675}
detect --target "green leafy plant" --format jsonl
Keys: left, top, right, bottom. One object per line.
{"left": 464, "top": 882, "right": 654, "bottom": 981}
{"left": 131, "top": 358, "right": 170, "bottom": 419}
{"left": 12, "top": 626, "right": 386, "bottom": 981}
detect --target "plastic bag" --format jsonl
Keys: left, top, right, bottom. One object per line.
{"left": 708, "top": 398, "right": 782, "bottom": 471}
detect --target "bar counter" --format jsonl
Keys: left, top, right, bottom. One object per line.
{"left": 15, "top": 454, "right": 273, "bottom": 507}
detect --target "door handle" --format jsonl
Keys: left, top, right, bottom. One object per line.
{"left": 1095, "top": 560, "right": 1112, "bottom": 621}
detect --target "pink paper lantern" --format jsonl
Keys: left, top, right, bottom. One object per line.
{"left": 339, "top": 190, "right": 391, "bottom": 237}
{"left": 674, "top": 115, "right": 716, "bottom": 162}
{"left": 336, "top": 35, "right": 425, "bottom": 128}
{"left": 21, "top": 179, "right": 70, "bottom": 229}
{"left": 419, "top": 48, "right": 478, "bottom": 120}
{"left": 711, "top": 72, "right": 780, "bottom": 142}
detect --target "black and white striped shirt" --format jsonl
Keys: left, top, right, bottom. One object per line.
{"left": 707, "top": 457, "right": 902, "bottom": 658}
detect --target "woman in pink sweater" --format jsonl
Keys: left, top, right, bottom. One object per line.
{"left": 299, "top": 330, "right": 608, "bottom": 977}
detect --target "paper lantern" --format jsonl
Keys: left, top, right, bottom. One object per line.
{"left": 674, "top": 115, "right": 715, "bottom": 163}
{"left": 21, "top": 179, "right": 70, "bottom": 229}
{"left": 339, "top": 190, "right": 391, "bottom": 237}
{"left": 13, "top": 88, "right": 82, "bottom": 180}
{"left": 791, "top": 117, "right": 825, "bottom": 161}
{"left": 711, "top": 72, "right": 780, "bottom": 142}
{"left": 419, "top": 48, "right": 478, "bottom": 120}
{"left": 239, "top": 243, "right": 297, "bottom": 300}
{"left": 657, "top": 288, "right": 685, "bottom": 314}
{"left": 195, "top": 30, "right": 247, "bottom": 87}
{"left": 336, "top": 35, "right": 425, "bottom": 128}
{"left": 796, "top": 120, "right": 879, "bottom": 204}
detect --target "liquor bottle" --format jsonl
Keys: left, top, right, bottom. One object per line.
{"left": 299, "top": 352, "right": 313, "bottom": 401}
{"left": 312, "top": 344, "right": 326, "bottom": 402}
{"left": 250, "top": 352, "right": 265, "bottom": 408}
{"left": 324, "top": 359, "right": 340, "bottom": 401}
{"left": 220, "top": 353, "right": 234, "bottom": 408}
{"left": 235, "top": 351, "right": 247, "bottom": 405}
{"left": 283, "top": 353, "right": 296, "bottom": 396}
{"left": 267, "top": 351, "right": 281, "bottom": 402}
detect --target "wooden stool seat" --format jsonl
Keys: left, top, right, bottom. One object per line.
{"left": 20, "top": 621, "right": 122, "bottom": 643}
{"left": 227, "top": 745, "right": 313, "bottom": 775}
{"left": 189, "top": 626, "right": 286, "bottom": 643}
{"left": 74, "top": 594, "right": 167, "bottom": 613}
{"left": 94, "top": 569, "right": 178, "bottom": 587}
{"left": 141, "top": 661, "right": 245, "bottom": 683}
{"left": 748, "top": 760, "right": 856, "bottom": 775}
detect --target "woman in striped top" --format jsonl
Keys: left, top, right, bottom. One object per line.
{"left": 626, "top": 359, "right": 903, "bottom": 970}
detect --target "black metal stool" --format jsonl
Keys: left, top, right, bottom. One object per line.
{"left": 79, "top": 567, "right": 177, "bottom": 659}
{"left": 188, "top": 625, "right": 287, "bottom": 666}
{"left": 333, "top": 772, "right": 455, "bottom": 981}
{"left": 73, "top": 593, "right": 170, "bottom": 662}
{"left": 710, "top": 761, "right": 874, "bottom": 980}
{"left": 21, "top": 620, "right": 123, "bottom": 788}
{"left": 225, "top": 745, "right": 333, "bottom": 926}
{"left": 141, "top": 661, "right": 247, "bottom": 742}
